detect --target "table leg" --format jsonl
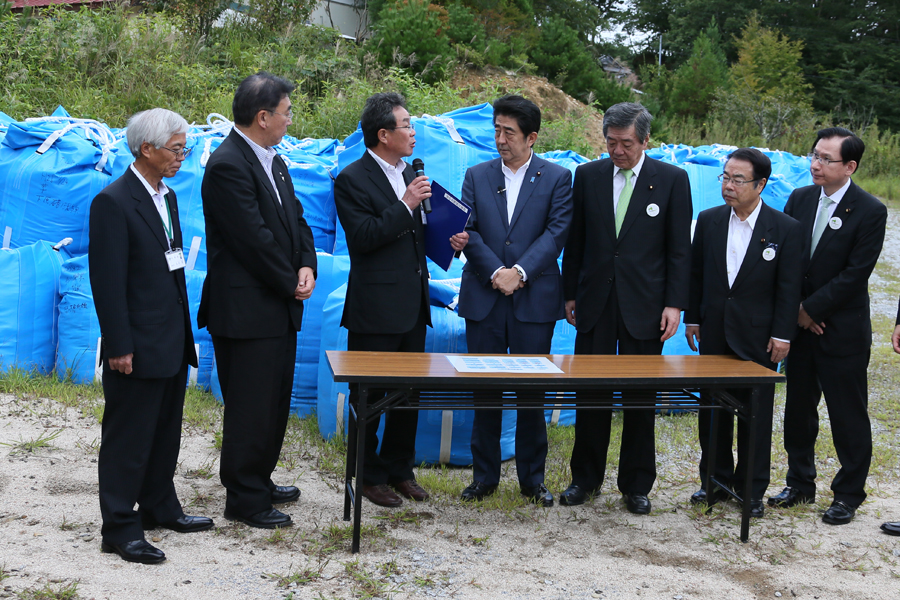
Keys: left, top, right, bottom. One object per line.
{"left": 344, "top": 385, "right": 358, "bottom": 522}
{"left": 740, "top": 385, "right": 759, "bottom": 543}
{"left": 705, "top": 390, "right": 719, "bottom": 499}
{"left": 352, "top": 385, "right": 369, "bottom": 554}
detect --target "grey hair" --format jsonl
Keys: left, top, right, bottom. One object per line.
{"left": 602, "top": 102, "right": 653, "bottom": 142}
{"left": 126, "top": 108, "right": 189, "bottom": 158}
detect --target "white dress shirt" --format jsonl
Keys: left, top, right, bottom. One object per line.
{"left": 817, "top": 177, "right": 852, "bottom": 220}
{"left": 130, "top": 164, "right": 172, "bottom": 249}
{"left": 493, "top": 152, "right": 534, "bottom": 281}
{"left": 612, "top": 152, "right": 646, "bottom": 212}
{"left": 234, "top": 127, "right": 282, "bottom": 205}
{"left": 367, "top": 149, "right": 414, "bottom": 217}
{"left": 726, "top": 200, "right": 762, "bottom": 288}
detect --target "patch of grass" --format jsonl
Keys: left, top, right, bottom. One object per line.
{"left": 1, "top": 429, "right": 63, "bottom": 455}
{"left": 0, "top": 368, "right": 103, "bottom": 421}
{"left": 855, "top": 175, "right": 900, "bottom": 201}
{"left": 269, "top": 559, "right": 329, "bottom": 587}
{"left": 0, "top": 563, "right": 9, "bottom": 583}
{"left": 15, "top": 581, "right": 80, "bottom": 600}
{"left": 58, "top": 516, "right": 84, "bottom": 532}
{"left": 183, "top": 455, "right": 218, "bottom": 480}
{"left": 290, "top": 415, "right": 347, "bottom": 485}
{"left": 373, "top": 507, "right": 430, "bottom": 528}
{"left": 182, "top": 386, "right": 223, "bottom": 433}
{"left": 343, "top": 559, "right": 394, "bottom": 600}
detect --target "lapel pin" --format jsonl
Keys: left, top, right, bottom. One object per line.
{"left": 761, "top": 238, "right": 766, "bottom": 243}
{"left": 530, "top": 176, "right": 535, "bottom": 183}
{"left": 649, "top": 185, "right": 654, "bottom": 190}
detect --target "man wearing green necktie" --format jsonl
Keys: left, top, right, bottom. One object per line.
{"left": 561, "top": 102, "right": 693, "bottom": 513}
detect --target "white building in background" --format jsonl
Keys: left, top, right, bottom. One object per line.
{"left": 309, "top": 0, "right": 369, "bottom": 41}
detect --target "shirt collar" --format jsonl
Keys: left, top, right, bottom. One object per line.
{"left": 234, "top": 126, "right": 276, "bottom": 160}
{"left": 367, "top": 148, "right": 406, "bottom": 172}
{"left": 501, "top": 150, "right": 533, "bottom": 178}
{"left": 820, "top": 178, "right": 852, "bottom": 204}
{"left": 129, "top": 163, "right": 169, "bottom": 199}
{"left": 730, "top": 197, "right": 763, "bottom": 228}
{"left": 613, "top": 151, "right": 646, "bottom": 179}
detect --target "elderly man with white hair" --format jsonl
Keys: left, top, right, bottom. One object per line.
{"left": 89, "top": 108, "right": 212, "bottom": 565}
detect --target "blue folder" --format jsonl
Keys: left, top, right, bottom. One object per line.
{"left": 424, "top": 181, "right": 472, "bottom": 271}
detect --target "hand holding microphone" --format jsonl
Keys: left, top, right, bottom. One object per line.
{"left": 412, "top": 158, "right": 432, "bottom": 214}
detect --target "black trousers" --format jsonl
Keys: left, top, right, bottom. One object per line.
{"left": 783, "top": 329, "right": 872, "bottom": 507}
{"left": 697, "top": 346, "right": 776, "bottom": 501}
{"left": 347, "top": 304, "right": 427, "bottom": 486}
{"left": 570, "top": 287, "right": 663, "bottom": 495}
{"left": 213, "top": 328, "right": 297, "bottom": 517}
{"left": 98, "top": 360, "right": 188, "bottom": 544}
{"left": 465, "top": 294, "right": 555, "bottom": 489}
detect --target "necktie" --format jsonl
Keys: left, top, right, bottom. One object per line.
{"left": 810, "top": 196, "right": 834, "bottom": 257}
{"left": 615, "top": 169, "right": 634, "bottom": 236}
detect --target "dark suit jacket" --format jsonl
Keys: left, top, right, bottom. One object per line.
{"left": 563, "top": 155, "right": 693, "bottom": 339}
{"left": 685, "top": 202, "right": 802, "bottom": 365}
{"left": 784, "top": 181, "right": 886, "bottom": 356}
{"left": 198, "top": 130, "right": 317, "bottom": 338}
{"left": 333, "top": 151, "right": 430, "bottom": 334}
{"left": 457, "top": 156, "right": 573, "bottom": 323}
{"left": 89, "top": 168, "right": 198, "bottom": 378}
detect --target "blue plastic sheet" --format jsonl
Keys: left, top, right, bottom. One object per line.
{"left": 0, "top": 241, "right": 63, "bottom": 374}
{"left": 56, "top": 254, "right": 100, "bottom": 383}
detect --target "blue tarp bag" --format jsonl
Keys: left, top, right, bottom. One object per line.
{"left": 185, "top": 267, "right": 214, "bottom": 390}
{"left": 0, "top": 240, "right": 64, "bottom": 374}
{"left": 0, "top": 110, "right": 119, "bottom": 256}
{"left": 56, "top": 253, "right": 101, "bottom": 384}
{"left": 282, "top": 151, "right": 338, "bottom": 253}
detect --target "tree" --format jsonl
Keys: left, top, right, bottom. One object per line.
{"left": 715, "top": 15, "right": 812, "bottom": 143}
{"left": 369, "top": 0, "right": 451, "bottom": 83}
{"left": 667, "top": 19, "right": 727, "bottom": 118}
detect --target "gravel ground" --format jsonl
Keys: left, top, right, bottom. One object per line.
{"left": 2, "top": 204, "right": 900, "bottom": 600}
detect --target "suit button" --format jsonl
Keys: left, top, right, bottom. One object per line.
{"left": 505, "top": 240, "right": 511, "bottom": 246}
{"left": 727, "top": 296, "right": 733, "bottom": 300}
{"left": 178, "top": 298, "right": 183, "bottom": 304}
{"left": 607, "top": 278, "right": 612, "bottom": 284}
{"left": 417, "top": 269, "right": 422, "bottom": 275}
{"left": 614, "top": 252, "right": 619, "bottom": 258}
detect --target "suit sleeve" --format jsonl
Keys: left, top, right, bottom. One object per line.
{"left": 203, "top": 158, "right": 299, "bottom": 297}
{"left": 293, "top": 195, "right": 318, "bottom": 275}
{"left": 334, "top": 167, "right": 417, "bottom": 256}
{"left": 88, "top": 192, "right": 133, "bottom": 358}
{"left": 770, "top": 218, "right": 803, "bottom": 341}
{"left": 461, "top": 167, "right": 506, "bottom": 285}
{"left": 665, "top": 167, "right": 693, "bottom": 309}
{"left": 562, "top": 164, "right": 587, "bottom": 301}
{"left": 802, "top": 201, "right": 887, "bottom": 322}
{"left": 514, "top": 167, "right": 573, "bottom": 279}
{"left": 684, "top": 212, "right": 704, "bottom": 325}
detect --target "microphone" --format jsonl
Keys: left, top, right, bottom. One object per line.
{"left": 412, "top": 158, "right": 432, "bottom": 214}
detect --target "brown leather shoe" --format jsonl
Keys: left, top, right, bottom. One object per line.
{"left": 393, "top": 479, "right": 429, "bottom": 502}
{"left": 361, "top": 484, "right": 403, "bottom": 507}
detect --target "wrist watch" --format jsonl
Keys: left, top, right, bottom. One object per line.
{"left": 514, "top": 266, "right": 525, "bottom": 280}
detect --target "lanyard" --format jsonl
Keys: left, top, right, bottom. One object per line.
{"left": 161, "top": 194, "right": 174, "bottom": 248}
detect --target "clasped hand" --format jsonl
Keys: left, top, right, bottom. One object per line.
{"left": 294, "top": 266, "right": 316, "bottom": 301}
{"left": 492, "top": 267, "right": 523, "bottom": 296}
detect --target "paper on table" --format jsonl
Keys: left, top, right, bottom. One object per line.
{"left": 446, "top": 356, "right": 563, "bottom": 374}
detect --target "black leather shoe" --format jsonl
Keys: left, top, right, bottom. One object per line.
{"left": 521, "top": 483, "right": 553, "bottom": 507}
{"left": 748, "top": 500, "right": 765, "bottom": 519}
{"left": 224, "top": 508, "right": 292, "bottom": 529}
{"left": 271, "top": 485, "right": 301, "bottom": 504}
{"left": 101, "top": 539, "right": 166, "bottom": 564}
{"left": 142, "top": 514, "right": 214, "bottom": 533}
{"left": 690, "top": 487, "right": 728, "bottom": 506}
{"left": 767, "top": 486, "right": 814, "bottom": 508}
{"left": 623, "top": 493, "right": 651, "bottom": 515}
{"left": 559, "top": 484, "right": 593, "bottom": 506}
{"left": 822, "top": 500, "right": 855, "bottom": 525}
{"left": 880, "top": 521, "right": 900, "bottom": 536}
{"left": 460, "top": 481, "right": 498, "bottom": 502}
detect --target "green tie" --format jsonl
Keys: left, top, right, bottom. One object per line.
{"left": 615, "top": 168, "right": 634, "bottom": 236}
{"left": 810, "top": 196, "right": 834, "bottom": 257}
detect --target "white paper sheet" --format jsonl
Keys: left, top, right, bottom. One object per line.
{"left": 446, "top": 356, "right": 563, "bottom": 374}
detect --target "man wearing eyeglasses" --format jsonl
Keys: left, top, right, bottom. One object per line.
{"left": 199, "top": 72, "right": 318, "bottom": 529}
{"left": 90, "top": 108, "right": 211, "bottom": 564}
{"left": 684, "top": 148, "right": 802, "bottom": 518}
{"left": 767, "top": 128, "right": 886, "bottom": 525}
{"left": 334, "top": 92, "right": 468, "bottom": 508}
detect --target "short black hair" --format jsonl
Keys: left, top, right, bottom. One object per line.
{"left": 603, "top": 102, "right": 652, "bottom": 141}
{"left": 492, "top": 95, "right": 541, "bottom": 138}
{"left": 726, "top": 147, "right": 772, "bottom": 190}
{"left": 232, "top": 71, "right": 296, "bottom": 127}
{"left": 813, "top": 126, "right": 865, "bottom": 170}
{"left": 361, "top": 92, "right": 406, "bottom": 149}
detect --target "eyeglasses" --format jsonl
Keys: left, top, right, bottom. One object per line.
{"left": 718, "top": 174, "right": 759, "bottom": 186}
{"left": 269, "top": 109, "right": 294, "bottom": 119}
{"left": 161, "top": 146, "right": 192, "bottom": 159}
{"left": 807, "top": 153, "right": 842, "bottom": 166}
{"left": 390, "top": 124, "right": 415, "bottom": 132}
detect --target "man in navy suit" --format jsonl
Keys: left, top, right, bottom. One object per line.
{"left": 684, "top": 148, "right": 802, "bottom": 518}
{"left": 457, "top": 95, "right": 573, "bottom": 506}
{"left": 561, "top": 102, "right": 692, "bottom": 513}
{"left": 768, "top": 128, "right": 886, "bottom": 525}
{"left": 334, "top": 93, "right": 468, "bottom": 508}
{"left": 90, "top": 108, "right": 211, "bottom": 564}
{"left": 200, "top": 72, "right": 318, "bottom": 529}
